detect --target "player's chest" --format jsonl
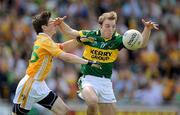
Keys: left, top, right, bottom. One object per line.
{"left": 89, "top": 36, "right": 118, "bottom": 50}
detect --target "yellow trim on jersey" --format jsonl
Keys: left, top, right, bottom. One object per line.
{"left": 22, "top": 78, "right": 34, "bottom": 108}
{"left": 83, "top": 45, "right": 119, "bottom": 63}
{"left": 18, "top": 77, "right": 35, "bottom": 108}
{"left": 18, "top": 77, "right": 30, "bottom": 103}
{"left": 39, "top": 56, "right": 50, "bottom": 81}
{"left": 34, "top": 56, "right": 49, "bottom": 80}
{"left": 79, "top": 31, "right": 84, "bottom": 37}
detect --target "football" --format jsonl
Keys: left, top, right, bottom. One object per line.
{"left": 122, "top": 29, "right": 143, "bottom": 50}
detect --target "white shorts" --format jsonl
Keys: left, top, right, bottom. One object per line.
{"left": 78, "top": 75, "right": 116, "bottom": 103}
{"left": 13, "top": 75, "right": 51, "bottom": 110}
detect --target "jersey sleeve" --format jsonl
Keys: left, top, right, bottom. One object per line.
{"left": 78, "top": 30, "right": 93, "bottom": 45}
{"left": 41, "top": 38, "right": 64, "bottom": 57}
{"left": 79, "top": 30, "right": 91, "bottom": 37}
{"left": 114, "top": 33, "right": 125, "bottom": 50}
{"left": 118, "top": 37, "right": 125, "bottom": 50}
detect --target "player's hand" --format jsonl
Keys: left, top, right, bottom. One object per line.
{"left": 58, "top": 43, "right": 64, "bottom": 50}
{"left": 142, "top": 19, "right": 159, "bottom": 30}
{"left": 87, "top": 60, "right": 101, "bottom": 69}
{"left": 53, "top": 16, "right": 67, "bottom": 26}
{"left": 80, "top": 37, "right": 94, "bottom": 43}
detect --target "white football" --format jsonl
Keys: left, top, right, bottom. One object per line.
{"left": 122, "top": 29, "right": 143, "bottom": 50}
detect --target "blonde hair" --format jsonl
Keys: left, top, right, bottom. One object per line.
{"left": 98, "top": 11, "right": 117, "bottom": 25}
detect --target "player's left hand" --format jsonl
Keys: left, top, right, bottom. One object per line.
{"left": 58, "top": 43, "right": 64, "bottom": 50}
{"left": 142, "top": 19, "right": 159, "bottom": 30}
{"left": 87, "top": 60, "right": 102, "bottom": 69}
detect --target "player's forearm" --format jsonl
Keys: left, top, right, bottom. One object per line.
{"left": 141, "top": 27, "right": 151, "bottom": 48}
{"left": 59, "top": 21, "right": 79, "bottom": 37}
{"left": 58, "top": 52, "right": 88, "bottom": 64}
{"left": 61, "top": 39, "right": 80, "bottom": 52}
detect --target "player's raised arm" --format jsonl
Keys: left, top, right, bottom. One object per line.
{"left": 141, "top": 19, "right": 159, "bottom": 48}
{"left": 54, "top": 17, "right": 93, "bottom": 52}
{"left": 54, "top": 16, "right": 80, "bottom": 37}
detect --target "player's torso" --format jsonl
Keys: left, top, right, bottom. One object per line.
{"left": 26, "top": 36, "right": 53, "bottom": 81}
{"left": 80, "top": 30, "right": 123, "bottom": 78}
{"left": 83, "top": 31, "right": 123, "bottom": 63}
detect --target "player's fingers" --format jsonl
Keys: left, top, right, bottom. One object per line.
{"left": 88, "top": 37, "right": 94, "bottom": 42}
{"left": 62, "top": 16, "right": 67, "bottom": 20}
{"left": 148, "top": 21, "right": 152, "bottom": 25}
{"left": 92, "top": 64, "right": 101, "bottom": 69}
{"left": 53, "top": 18, "right": 61, "bottom": 25}
{"left": 142, "top": 19, "right": 146, "bottom": 24}
{"left": 80, "top": 37, "right": 88, "bottom": 42}
{"left": 153, "top": 24, "right": 159, "bottom": 30}
{"left": 153, "top": 23, "right": 159, "bottom": 27}
{"left": 57, "top": 16, "right": 67, "bottom": 21}
{"left": 151, "top": 22, "right": 158, "bottom": 25}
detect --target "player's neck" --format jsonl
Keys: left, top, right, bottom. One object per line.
{"left": 100, "top": 30, "right": 112, "bottom": 41}
{"left": 44, "top": 31, "right": 54, "bottom": 38}
{"left": 101, "top": 34, "right": 112, "bottom": 41}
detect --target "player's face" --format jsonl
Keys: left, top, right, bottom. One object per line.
{"left": 100, "top": 19, "right": 116, "bottom": 39}
{"left": 46, "top": 19, "right": 57, "bottom": 35}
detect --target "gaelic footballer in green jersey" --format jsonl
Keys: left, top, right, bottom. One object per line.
{"left": 55, "top": 10, "right": 159, "bottom": 115}
{"left": 79, "top": 30, "right": 124, "bottom": 78}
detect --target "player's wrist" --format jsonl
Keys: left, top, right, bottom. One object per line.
{"left": 76, "top": 36, "right": 82, "bottom": 43}
{"left": 87, "top": 60, "right": 98, "bottom": 66}
{"left": 87, "top": 60, "right": 93, "bottom": 66}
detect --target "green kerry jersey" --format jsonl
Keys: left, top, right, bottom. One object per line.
{"left": 79, "top": 30, "right": 124, "bottom": 78}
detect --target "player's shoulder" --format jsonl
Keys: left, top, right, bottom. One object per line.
{"left": 79, "top": 30, "right": 97, "bottom": 37}
{"left": 114, "top": 32, "right": 122, "bottom": 37}
{"left": 113, "top": 32, "right": 123, "bottom": 41}
{"left": 37, "top": 34, "right": 52, "bottom": 43}
{"left": 35, "top": 35, "right": 54, "bottom": 48}
{"left": 80, "top": 30, "right": 95, "bottom": 34}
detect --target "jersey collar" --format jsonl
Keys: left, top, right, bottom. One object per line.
{"left": 37, "top": 33, "right": 52, "bottom": 40}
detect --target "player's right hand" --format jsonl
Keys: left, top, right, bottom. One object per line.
{"left": 53, "top": 16, "right": 67, "bottom": 26}
{"left": 58, "top": 43, "right": 64, "bottom": 50}
{"left": 87, "top": 60, "right": 102, "bottom": 69}
{"left": 76, "top": 36, "right": 94, "bottom": 43}
{"left": 142, "top": 19, "right": 159, "bottom": 30}
{"left": 80, "top": 36, "right": 94, "bottom": 43}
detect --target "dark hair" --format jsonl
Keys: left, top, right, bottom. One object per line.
{"left": 32, "top": 11, "right": 51, "bottom": 34}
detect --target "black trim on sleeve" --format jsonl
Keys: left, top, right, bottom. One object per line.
{"left": 118, "top": 43, "right": 125, "bottom": 50}
{"left": 76, "top": 36, "right": 82, "bottom": 43}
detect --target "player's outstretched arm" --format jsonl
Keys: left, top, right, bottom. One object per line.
{"left": 141, "top": 19, "right": 159, "bottom": 48}
{"left": 59, "top": 39, "right": 80, "bottom": 52}
{"left": 57, "top": 52, "right": 101, "bottom": 68}
{"left": 54, "top": 17, "right": 80, "bottom": 37}
{"left": 53, "top": 17, "right": 82, "bottom": 52}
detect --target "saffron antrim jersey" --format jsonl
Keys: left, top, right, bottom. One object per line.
{"left": 79, "top": 30, "right": 124, "bottom": 78}
{"left": 26, "top": 33, "right": 63, "bottom": 81}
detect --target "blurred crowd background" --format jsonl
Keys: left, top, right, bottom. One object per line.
{"left": 0, "top": 0, "right": 180, "bottom": 110}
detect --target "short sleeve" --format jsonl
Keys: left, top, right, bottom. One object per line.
{"left": 78, "top": 30, "right": 93, "bottom": 45}
{"left": 79, "top": 30, "right": 91, "bottom": 37}
{"left": 114, "top": 33, "right": 125, "bottom": 50}
{"left": 41, "top": 38, "right": 63, "bottom": 57}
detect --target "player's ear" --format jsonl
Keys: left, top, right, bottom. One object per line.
{"left": 99, "top": 24, "right": 102, "bottom": 28}
{"left": 42, "top": 25, "right": 47, "bottom": 31}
